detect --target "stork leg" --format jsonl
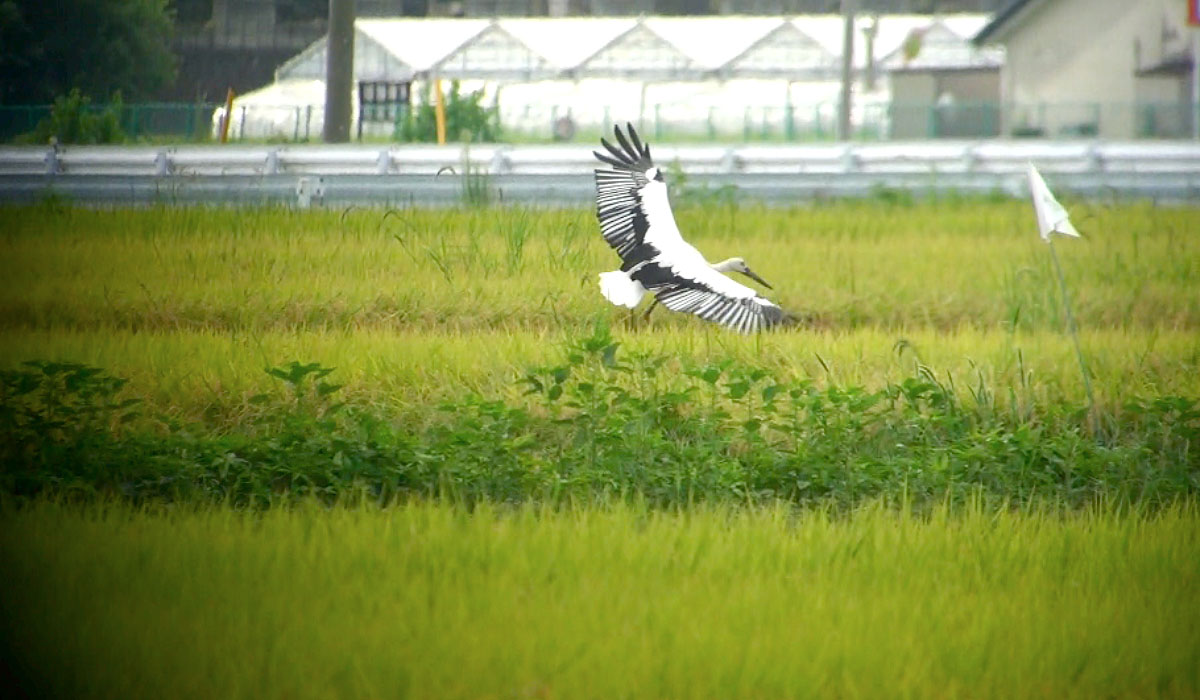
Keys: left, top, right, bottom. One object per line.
{"left": 641, "top": 297, "right": 661, "bottom": 322}
{"left": 622, "top": 307, "right": 640, "bottom": 331}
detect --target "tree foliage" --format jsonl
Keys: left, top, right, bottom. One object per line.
{"left": 0, "top": 0, "right": 176, "bottom": 105}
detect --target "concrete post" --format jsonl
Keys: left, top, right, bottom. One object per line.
{"left": 838, "top": 0, "right": 856, "bottom": 141}
{"left": 324, "top": 0, "right": 356, "bottom": 143}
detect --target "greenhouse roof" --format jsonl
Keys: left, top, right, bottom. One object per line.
{"left": 645, "top": 17, "right": 787, "bottom": 71}
{"left": 275, "top": 14, "right": 996, "bottom": 83}
{"left": 574, "top": 20, "right": 699, "bottom": 78}
{"left": 357, "top": 19, "right": 493, "bottom": 72}
{"left": 721, "top": 20, "right": 836, "bottom": 78}
{"left": 502, "top": 17, "right": 640, "bottom": 70}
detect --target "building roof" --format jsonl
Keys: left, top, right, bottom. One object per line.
{"left": 502, "top": 18, "right": 638, "bottom": 70}
{"left": 646, "top": 17, "right": 785, "bottom": 71}
{"left": 721, "top": 20, "right": 835, "bottom": 78}
{"left": 357, "top": 19, "right": 493, "bottom": 73}
{"left": 1135, "top": 53, "right": 1193, "bottom": 77}
{"left": 973, "top": 0, "right": 1040, "bottom": 45}
{"left": 434, "top": 22, "right": 554, "bottom": 79}
{"left": 574, "top": 20, "right": 700, "bottom": 78}
{"left": 883, "top": 18, "right": 1003, "bottom": 71}
{"left": 275, "top": 14, "right": 998, "bottom": 85}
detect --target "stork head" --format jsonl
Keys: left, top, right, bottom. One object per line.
{"left": 715, "top": 257, "right": 773, "bottom": 290}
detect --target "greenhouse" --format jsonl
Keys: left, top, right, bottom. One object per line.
{"left": 215, "top": 14, "right": 1000, "bottom": 141}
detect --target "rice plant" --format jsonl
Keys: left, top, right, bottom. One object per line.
{"left": 2, "top": 499, "right": 1196, "bottom": 699}
{"left": 0, "top": 201, "right": 1196, "bottom": 699}
{"left": 0, "top": 201, "right": 1196, "bottom": 505}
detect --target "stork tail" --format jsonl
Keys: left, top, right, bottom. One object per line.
{"left": 598, "top": 270, "right": 646, "bottom": 309}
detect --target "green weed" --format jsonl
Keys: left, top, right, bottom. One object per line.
{"left": 2, "top": 331, "right": 1195, "bottom": 509}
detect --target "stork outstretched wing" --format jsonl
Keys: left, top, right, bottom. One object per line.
{"left": 592, "top": 123, "right": 787, "bottom": 333}
{"left": 626, "top": 258, "right": 788, "bottom": 333}
{"left": 593, "top": 124, "right": 659, "bottom": 260}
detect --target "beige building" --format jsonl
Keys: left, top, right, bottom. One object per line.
{"left": 887, "top": 18, "right": 1004, "bottom": 138}
{"left": 973, "top": 0, "right": 1195, "bottom": 138}
{"left": 890, "top": 66, "right": 1001, "bottom": 137}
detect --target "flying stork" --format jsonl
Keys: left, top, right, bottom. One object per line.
{"left": 592, "top": 124, "right": 789, "bottom": 333}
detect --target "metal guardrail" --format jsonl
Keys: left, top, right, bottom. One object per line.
{"left": 1, "top": 141, "right": 1198, "bottom": 206}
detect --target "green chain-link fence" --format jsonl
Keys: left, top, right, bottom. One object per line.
{"left": 2, "top": 99, "right": 1194, "bottom": 144}
{"left": 0, "top": 103, "right": 218, "bottom": 143}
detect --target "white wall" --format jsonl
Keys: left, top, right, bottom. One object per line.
{"left": 995, "top": 0, "right": 1186, "bottom": 138}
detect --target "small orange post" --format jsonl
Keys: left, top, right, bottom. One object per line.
{"left": 219, "top": 87, "right": 236, "bottom": 143}
{"left": 434, "top": 79, "right": 446, "bottom": 145}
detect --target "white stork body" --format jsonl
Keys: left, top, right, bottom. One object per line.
{"left": 592, "top": 124, "right": 787, "bottom": 333}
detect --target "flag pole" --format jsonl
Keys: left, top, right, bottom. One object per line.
{"left": 1028, "top": 162, "right": 1095, "bottom": 430}
{"left": 1046, "top": 237, "right": 1096, "bottom": 427}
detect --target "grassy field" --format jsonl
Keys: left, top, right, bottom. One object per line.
{"left": 1, "top": 201, "right": 1197, "bottom": 419}
{"left": 1, "top": 199, "right": 1198, "bottom": 696}
{"left": 0, "top": 201, "right": 1197, "bottom": 506}
{"left": 3, "top": 499, "right": 1198, "bottom": 699}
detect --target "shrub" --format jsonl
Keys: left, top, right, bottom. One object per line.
{"left": 397, "top": 80, "right": 499, "bottom": 143}
{"left": 25, "top": 89, "right": 126, "bottom": 145}
{"left": 2, "top": 331, "right": 1197, "bottom": 509}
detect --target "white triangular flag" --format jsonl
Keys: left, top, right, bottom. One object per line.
{"left": 1027, "top": 163, "right": 1080, "bottom": 241}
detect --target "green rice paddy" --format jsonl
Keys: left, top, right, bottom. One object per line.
{"left": 0, "top": 198, "right": 1197, "bottom": 697}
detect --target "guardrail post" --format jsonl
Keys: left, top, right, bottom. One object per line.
{"left": 265, "top": 149, "right": 280, "bottom": 175}
{"left": 155, "top": 150, "right": 172, "bottom": 176}
{"left": 963, "top": 145, "right": 978, "bottom": 173}
{"left": 489, "top": 148, "right": 511, "bottom": 175}
{"left": 841, "top": 145, "right": 859, "bottom": 173}
{"left": 45, "top": 145, "right": 61, "bottom": 175}
{"left": 720, "top": 148, "right": 739, "bottom": 173}
{"left": 296, "top": 177, "right": 325, "bottom": 208}
{"left": 377, "top": 149, "right": 392, "bottom": 174}
{"left": 1086, "top": 144, "right": 1104, "bottom": 173}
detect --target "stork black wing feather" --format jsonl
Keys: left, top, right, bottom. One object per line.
{"left": 592, "top": 150, "right": 628, "bottom": 170}
{"left": 592, "top": 124, "right": 657, "bottom": 263}
{"left": 643, "top": 272, "right": 788, "bottom": 334}
{"left": 598, "top": 127, "right": 654, "bottom": 172}
{"left": 601, "top": 139, "right": 638, "bottom": 170}
{"left": 625, "top": 123, "right": 650, "bottom": 161}
{"left": 598, "top": 137, "right": 622, "bottom": 161}
{"left": 613, "top": 126, "right": 638, "bottom": 163}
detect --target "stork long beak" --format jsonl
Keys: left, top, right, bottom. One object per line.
{"left": 739, "top": 267, "right": 773, "bottom": 290}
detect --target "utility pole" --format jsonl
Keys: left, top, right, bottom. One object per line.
{"left": 862, "top": 15, "right": 878, "bottom": 93}
{"left": 324, "top": 0, "right": 356, "bottom": 143}
{"left": 838, "top": 0, "right": 856, "bottom": 141}
{"left": 1190, "top": 0, "right": 1200, "bottom": 139}
{"left": 1193, "top": 29, "right": 1200, "bottom": 140}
